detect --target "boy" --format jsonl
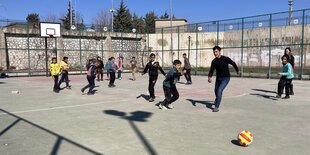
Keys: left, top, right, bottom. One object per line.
{"left": 183, "top": 53, "right": 192, "bottom": 84}
{"left": 159, "top": 60, "right": 185, "bottom": 110}
{"left": 50, "top": 57, "right": 61, "bottom": 93}
{"left": 142, "top": 53, "right": 166, "bottom": 102}
{"left": 105, "top": 58, "right": 111, "bottom": 80}
{"left": 81, "top": 59, "right": 97, "bottom": 95}
{"left": 276, "top": 55, "right": 294, "bottom": 99}
{"left": 96, "top": 57, "right": 104, "bottom": 81}
{"left": 108, "top": 57, "right": 116, "bottom": 87}
{"left": 58, "top": 57, "right": 71, "bottom": 89}
{"left": 130, "top": 57, "right": 138, "bottom": 81}
{"left": 208, "top": 46, "right": 239, "bottom": 112}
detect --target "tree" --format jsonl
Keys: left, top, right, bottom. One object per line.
{"left": 75, "top": 12, "right": 86, "bottom": 31}
{"left": 144, "top": 11, "right": 157, "bottom": 33}
{"left": 60, "top": 0, "right": 75, "bottom": 30}
{"left": 92, "top": 10, "right": 111, "bottom": 31}
{"left": 26, "top": 13, "right": 40, "bottom": 28}
{"left": 160, "top": 11, "right": 169, "bottom": 19}
{"left": 42, "top": 13, "right": 59, "bottom": 23}
{"left": 113, "top": 0, "right": 132, "bottom": 32}
{"left": 132, "top": 13, "right": 146, "bottom": 33}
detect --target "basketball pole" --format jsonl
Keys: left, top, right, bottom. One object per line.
{"left": 45, "top": 37, "right": 48, "bottom": 77}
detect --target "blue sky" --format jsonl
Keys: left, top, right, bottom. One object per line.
{"left": 0, "top": 0, "right": 310, "bottom": 24}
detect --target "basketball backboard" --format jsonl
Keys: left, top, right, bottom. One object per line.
{"left": 40, "top": 22, "right": 61, "bottom": 37}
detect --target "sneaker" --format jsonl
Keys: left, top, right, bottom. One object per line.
{"left": 148, "top": 98, "right": 155, "bottom": 102}
{"left": 66, "top": 85, "right": 71, "bottom": 89}
{"left": 166, "top": 104, "right": 174, "bottom": 109}
{"left": 81, "top": 88, "right": 85, "bottom": 93}
{"left": 282, "top": 96, "right": 290, "bottom": 99}
{"left": 290, "top": 92, "right": 294, "bottom": 95}
{"left": 212, "top": 107, "right": 219, "bottom": 112}
{"left": 186, "top": 81, "right": 192, "bottom": 85}
{"left": 87, "top": 92, "right": 94, "bottom": 95}
{"left": 275, "top": 95, "right": 281, "bottom": 98}
{"left": 159, "top": 104, "right": 168, "bottom": 110}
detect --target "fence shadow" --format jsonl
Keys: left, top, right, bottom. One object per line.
{"left": 186, "top": 99, "right": 214, "bottom": 110}
{"left": 103, "top": 110, "right": 158, "bottom": 155}
{"left": 252, "top": 88, "right": 276, "bottom": 94}
{"left": 0, "top": 109, "right": 102, "bottom": 155}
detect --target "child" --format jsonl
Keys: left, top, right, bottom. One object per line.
{"left": 142, "top": 53, "right": 166, "bottom": 102}
{"left": 50, "top": 57, "right": 61, "bottom": 93}
{"left": 81, "top": 59, "right": 97, "bottom": 95}
{"left": 159, "top": 60, "right": 185, "bottom": 110}
{"left": 276, "top": 55, "right": 294, "bottom": 99}
{"left": 108, "top": 57, "right": 116, "bottom": 87}
{"left": 183, "top": 53, "right": 192, "bottom": 84}
{"left": 117, "top": 53, "right": 124, "bottom": 80}
{"left": 96, "top": 57, "right": 104, "bottom": 81}
{"left": 105, "top": 58, "right": 111, "bottom": 80}
{"left": 58, "top": 56, "right": 71, "bottom": 89}
{"left": 130, "top": 57, "right": 138, "bottom": 81}
{"left": 283, "top": 47, "right": 295, "bottom": 95}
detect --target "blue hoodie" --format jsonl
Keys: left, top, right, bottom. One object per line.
{"left": 280, "top": 63, "right": 294, "bottom": 79}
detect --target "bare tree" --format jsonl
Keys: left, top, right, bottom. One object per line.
{"left": 92, "top": 10, "right": 111, "bottom": 31}
{"left": 42, "top": 13, "right": 60, "bottom": 23}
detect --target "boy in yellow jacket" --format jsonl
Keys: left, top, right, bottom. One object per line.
{"left": 58, "top": 56, "right": 71, "bottom": 89}
{"left": 50, "top": 57, "right": 61, "bottom": 93}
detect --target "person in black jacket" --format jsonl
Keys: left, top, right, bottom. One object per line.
{"left": 81, "top": 59, "right": 97, "bottom": 95}
{"left": 142, "top": 53, "right": 166, "bottom": 102}
{"left": 208, "top": 46, "right": 240, "bottom": 112}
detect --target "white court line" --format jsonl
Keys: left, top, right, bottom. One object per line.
{"left": 0, "top": 99, "right": 128, "bottom": 116}
{"left": 226, "top": 93, "right": 248, "bottom": 98}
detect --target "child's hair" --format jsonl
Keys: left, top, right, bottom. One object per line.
{"left": 108, "top": 57, "right": 111, "bottom": 61}
{"left": 150, "top": 53, "right": 155, "bottom": 58}
{"left": 173, "top": 59, "right": 182, "bottom": 65}
{"left": 51, "top": 57, "right": 57, "bottom": 61}
{"left": 110, "top": 57, "right": 115, "bottom": 60}
{"left": 132, "top": 57, "right": 135, "bottom": 59}
{"left": 213, "top": 46, "right": 221, "bottom": 52}
{"left": 183, "top": 53, "right": 187, "bottom": 56}
{"left": 63, "top": 56, "right": 68, "bottom": 60}
{"left": 281, "top": 55, "right": 289, "bottom": 60}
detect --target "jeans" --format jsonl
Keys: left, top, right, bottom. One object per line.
{"left": 278, "top": 76, "right": 292, "bottom": 96}
{"left": 163, "top": 86, "right": 179, "bottom": 105}
{"left": 82, "top": 76, "right": 95, "bottom": 93}
{"left": 109, "top": 70, "right": 115, "bottom": 85}
{"left": 214, "top": 77, "right": 230, "bottom": 108}
{"left": 148, "top": 76, "right": 158, "bottom": 98}
{"left": 58, "top": 70, "right": 69, "bottom": 88}
{"left": 117, "top": 70, "right": 122, "bottom": 79}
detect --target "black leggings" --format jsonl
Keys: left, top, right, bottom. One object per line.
{"left": 109, "top": 70, "right": 115, "bottom": 85}
{"left": 58, "top": 71, "right": 69, "bottom": 88}
{"left": 148, "top": 76, "right": 158, "bottom": 98}
{"left": 163, "top": 86, "right": 179, "bottom": 105}
{"left": 278, "top": 76, "right": 292, "bottom": 96}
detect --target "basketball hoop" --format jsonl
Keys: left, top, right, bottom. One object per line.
{"left": 49, "top": 35, "right": 54, "bottom": 38}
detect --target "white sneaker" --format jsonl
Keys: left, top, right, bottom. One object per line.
{"left": 166, "top": 104, "right": 174, "bottom": 109}
{"left": 159, "top": 104, "right": 167, "bottom": 110}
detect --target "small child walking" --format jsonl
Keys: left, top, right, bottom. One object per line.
{"left": 159, "top": 60, "right": 185, "bottom": 110}
{"left": 81, "top": 59, "right": 97, "bottom": 95}
{"left": 108, "top": 57, "right": 117, "bottom": 87}
{"left": 50, "top": 57, "right": 61, "bottom": 93}
{"left": 276, "top": 55, "right": 294, "bottom": 99}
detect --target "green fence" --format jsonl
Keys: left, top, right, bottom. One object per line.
{"left": 1, "top": 8, "right": 310, "bottom": 80}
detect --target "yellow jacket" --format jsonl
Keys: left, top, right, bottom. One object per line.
{"left": 50, "top": 63, "right": 61, "bottom": 76}
{"left": 60, "top": 60, "right": 69, "bottom": 71}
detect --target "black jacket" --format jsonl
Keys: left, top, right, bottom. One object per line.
{"left": 143, "top": 61, "right": 166, "bottom": 76}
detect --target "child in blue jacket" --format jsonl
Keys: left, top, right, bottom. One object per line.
{"left": 276, "top": 55, "right": 294, "bottom": 99}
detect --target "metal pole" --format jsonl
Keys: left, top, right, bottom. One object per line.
{"left": 268, "top": 14, "right": 272, "bottom": 79}
{"left": 111, "top": 0, "right": 114, "bottom": 32}
{"left": 79, "top": 30, "right": 82, "bottom": 74}
{"left": 216, "top": 21, "right": 219, "bottom": 45}
{"left": 170, "top": 0, "right": 173, "bottom": 62}
{"left": 241, "top": 18, "right": 244, "bottom": 77}
{"left": 70, "top": 0, "right": 72, "bottom": 29}
{"left": 300, "top": 10, "right": 305, "bottom": 80}
{"left": 177, "top": 26, "right": 180, "bottom": 60}
{"left": 188, "top": 36, "right": 191, "bottom": 60}
{"left": 195, "top": 24, "right": 198, "bottom": 75}
{"left": 27, "top": 22, "right": 31, "bottom": 76}
{"left": 162, "top": 28, "right": 164, "bottom": 67}
{"left": 45, "top": 37, "right": 48, "bottom": 77}
{"left": 288, "top": 0, "right": 293, "bottom": 25}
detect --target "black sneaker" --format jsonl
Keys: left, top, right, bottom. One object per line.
{"left": 66, "top": 85, "right": 71, "bottom": 89}
{"left": 149, "top": 98, "right": 155, "bottom": 102}
{"left": 81, "top": 88, "right": 85, "bottom": 93}
{"left": 212, "top": 107, "right": 219, "bottom": 112}
{"left": 290, "top": 92, "right": 294, "bottom": 95}
{"left": 282, "top": 96, "right": 290, "bottom": 99}
{"left": 275, "top": 95, "right": 281, "bottom": 98}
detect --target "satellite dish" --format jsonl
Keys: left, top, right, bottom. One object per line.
{"left": 71, "top": 25, "right": 76, "bottom": 30}
{"left": 293, "top": 19, "right": 299, "bottom": 25}
{"left": 132, "top": 28, "right": 136, "bottom": 33}
{"left": 197, "top": 26, "right": 202, "bottom": 31}
{"left": 229, "top": 25, "right": 233, "bottom": 30}
{"left": 258, "top": 22, "right": 263, "bottom": 27}
{"left": 103, "top": 27, "right": 108, "bottom": 32}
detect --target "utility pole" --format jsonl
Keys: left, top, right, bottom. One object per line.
{"left": 288, "top": 0, "right": 293, "bottom": 25}
{"left": 110, "top": 0, "right": 115, "bottom": 32}
{"left": 69, "top": 0, "right": 72, "bottom": 29}
{"left": 170, "top": 0, "right": 173, "bottom": 62}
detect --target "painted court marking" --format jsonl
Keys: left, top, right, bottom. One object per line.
{"left": 0, "top": 99, "right": 128, "bottom": 116}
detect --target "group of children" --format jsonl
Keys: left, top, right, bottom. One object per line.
{"left": 50, "top": 46, "right": 296, "bottom": 111}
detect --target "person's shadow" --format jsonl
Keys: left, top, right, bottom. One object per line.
{"left": 103, "top": 110, "right": 157, "bottom": 155}
{"left": 250, "top": 88, "right": 278, "bottom": 100}
{"left": 136, "top": 94, "right": 151, "bottom": 101}
{"left": 186, "top": 99, "right": 214, "bottom": 110}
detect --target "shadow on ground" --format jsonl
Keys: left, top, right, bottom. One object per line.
{"left": 186, "top": 99, "right": 214, "bottom": 110}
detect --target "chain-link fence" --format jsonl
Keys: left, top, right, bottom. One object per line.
{"left": 1, "top": 9, "right": 310, "bottom": 79}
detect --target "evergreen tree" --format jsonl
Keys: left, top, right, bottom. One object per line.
{"left": 26, "top": 13, "right": 40, "bottom": 28}
{"left": 113, "top": 0, "right": 132, "bottom": 32}
{"left": 60, "top": 0, "right": 75, "bottom": 30}
{"left": 132, "top": 13, "right": 146, "bottom": 33}
{"left": 144, "top": 11, "right": 157, "bottom": 33}
{"left": 160, "top": 11, "right": 169, "bottom": 19}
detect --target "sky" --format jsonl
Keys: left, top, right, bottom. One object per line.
{"left": 0, "top": 0, "right": 310, "bottom": 25}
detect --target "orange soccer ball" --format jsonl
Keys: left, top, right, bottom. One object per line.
{"left": 237, "top": 130, "right": 253, "bottom": 146}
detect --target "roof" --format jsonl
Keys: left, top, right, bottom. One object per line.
{"left": 155, "top": 18, "right": 187, "bottom": 22}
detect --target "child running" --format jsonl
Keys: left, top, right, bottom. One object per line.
{"left": 142, "top": 53, "right": 166, "bottom": 102}
{"left": 158, "top": 59, "right": 185, "bottom": 110}
{"left": 81, "top": 59, "right": 97, "bottom": 95}
{"left": 108, "top": 57, "right": 117, "bottom": 87}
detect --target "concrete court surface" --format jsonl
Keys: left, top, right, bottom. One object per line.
{"left": 0, "top": 73, "right": 310, "bottom": 155}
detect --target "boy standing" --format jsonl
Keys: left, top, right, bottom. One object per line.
{"left": 159, "top": 60, "right": 184, "bottom": 110}
{"left": 142, "top": 53, "right": 166, "bottom": 102}
{"left": 183, "top": 53, "right": 192, "bottom": 84}
{"left": 81, "top": 59, "right": 97, "bottom": 95}
{"left": 58, "top": 57, "right": 71, "bottom": 89}
{"left": 96, "top": 57, "right": 104, "bottom": 81}
{"left": 50, "top": 57, "right": 61, "bottom": 93}
{"left": 108, "top": 57, "right": 117, "bottom": 87}
{"left": 276, "top": 55, "right": 294, "bottom": 99}
{"left": 208, "top": 46, "right": 239, "bottom": 112}
{"left": 130, "top": 57, "right": 137, "bottom": 81}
